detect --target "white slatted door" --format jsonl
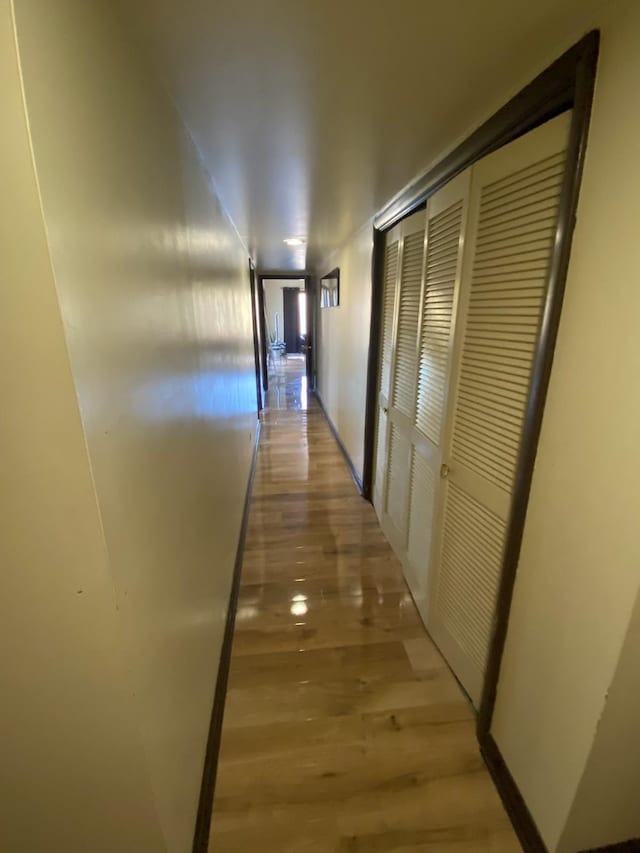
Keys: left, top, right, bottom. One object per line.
{"left": 404, "top": 173, "right": 470, "bottom": 620}
{"left": 428, "top": 112, "right": 571, "bottom": 705}
{"left": 381, "top": 210, "right": 426, "bottom": 551}
{"left": 373, "top": 224, "right": 401, "bottom": 514}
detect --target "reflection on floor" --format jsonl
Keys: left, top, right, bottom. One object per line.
{"left": 265, "top": 353, "right": 308, "bottom": 411}
{"left": 209, "top": 357, "right": 521, "bottom": 852}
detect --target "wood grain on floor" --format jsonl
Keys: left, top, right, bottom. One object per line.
{"left": 209, "top": 357, "right": 521, "bottom": 852}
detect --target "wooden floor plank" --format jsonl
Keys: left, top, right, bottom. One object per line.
{"left": 209, "top": 356, "right": 520, "bottom": 852}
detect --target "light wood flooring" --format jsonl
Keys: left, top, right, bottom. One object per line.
{"left": 209, "top": 357, "right": 521, "bottom": 852}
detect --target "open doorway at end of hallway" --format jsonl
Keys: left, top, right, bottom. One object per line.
{"left": 257, "top": 273, "right": 314, "bottom": 414}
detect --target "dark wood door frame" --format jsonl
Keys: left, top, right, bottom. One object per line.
{"left": 248, "top": 260, "right": 262, "bottom": 411}
{"left": 256, "top": 272, "right": 269, "bottom": 392}
{"left": 257, "top": 272, "right": 313, "bottom": 386}
{"left": 361, "top": 32, "right": 599, "bottom": 851}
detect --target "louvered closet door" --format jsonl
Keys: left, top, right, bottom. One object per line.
{"left": 380, "top": 210, "right": 426, "bottom": 552}
{"left": 372, "top": 223, "right": 401, "bottom": 514}
{"left": 404, "top": 172, "right": 470, "bottom": 621}
{"left": 427, "top": 112, "right": 571, "bottom": 705}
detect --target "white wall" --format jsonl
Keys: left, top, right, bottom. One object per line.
{"left": 0, "top": 2, "right": 164, "bottom": 849}
{"left": 2, "top": 0, "right": 257, "bottom": 849}
{"left": 492, "top": 2, "right": 640, "bottom": 848}
{"left": 317, "top": 222, "right": 374, "bottom": 478}
{"left": 558, "top": 590, "right": 640, "bottom": 851}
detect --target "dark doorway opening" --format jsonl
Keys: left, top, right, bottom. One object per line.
{"left": 283, "top": 287, "right": 301, "bottom": 354}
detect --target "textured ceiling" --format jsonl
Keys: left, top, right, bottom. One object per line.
{"left": 125, "top": 0, "right": 603, "bottom": 271}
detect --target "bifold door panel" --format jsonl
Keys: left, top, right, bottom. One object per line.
{"left": 405, "top": 173, "right": 471, "bottom": 620}
{"left": 373, "top": 229, "right": 400, "bottom": 513}
{"left": 380, "top": 211, "right": 426, "bottom": 553}
{"left": 373, "top": 111, "right": 571, "bottom": 705}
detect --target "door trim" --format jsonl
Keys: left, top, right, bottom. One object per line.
{"left": 257, "top": 272, "right": 313, "bottom": 386}
{"left": 361, "top": 32, "right": 599, "bottom": 843}
{"left": 476, "top": 44, "right": 599, "bottom": 733}
{"left": 256, "top": 273, "right": 269, "bottom": 392}
{"left": 248, "top": 260, "right": 262, "bottom": 411}
{"left": 480, "top": 733, "right": 547, "bottom": 852}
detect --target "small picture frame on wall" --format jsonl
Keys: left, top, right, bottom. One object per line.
{"left": 320, "top": 268, "right": 340, "bottom": 308}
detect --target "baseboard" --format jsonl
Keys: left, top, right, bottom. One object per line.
{"left": 480, "top": 733, "right": 548, "bottom": 852}
{"left": 192, "top": 418, "right": 261, "bottom": 853}
{"left": 312, "top": 390, "right": 364, "bottom": 495}
{"left": 481, "top": 734, "right": 640, "bottom": 853}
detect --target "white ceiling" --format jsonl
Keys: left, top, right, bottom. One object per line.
{"left": 125, "top": 0, "right": 603, "bottom": 271}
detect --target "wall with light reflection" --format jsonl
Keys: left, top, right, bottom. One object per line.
{"left": 13, "top": 1, "right": 257, "bottom": 850}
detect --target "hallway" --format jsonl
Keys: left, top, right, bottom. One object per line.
{"left": 209, "top": 364, "right": 521, "bottom": 852}
{"left": 5, "top": 2, "right": 640, "bottom": 849}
